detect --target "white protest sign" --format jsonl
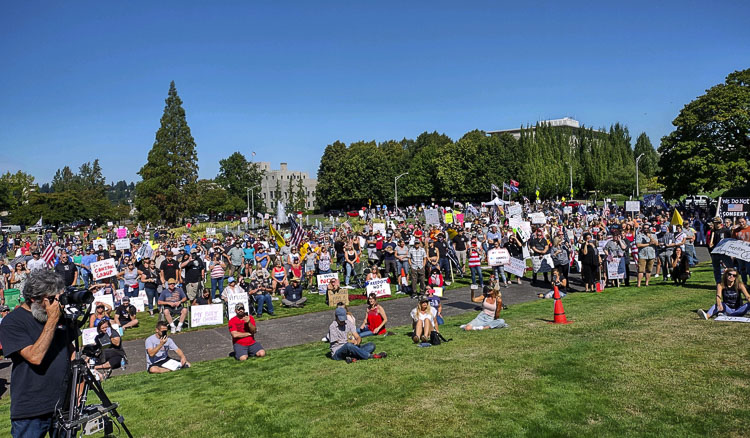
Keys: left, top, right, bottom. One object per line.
{"left": 531, "top": 255, "right": 554, "bottom": 273}
{"left": 373, "top": 223, "right": 386, "bottom": 235}
{"left": 226, "top": 291, "right": 249, "bottom": 320}
{"left": 522, "top": 245, "right": 531, "bottom": 259}
{"left": 107, "top": 221, "right": 113, "bottom": 227}
{"left": 92, "top": 238, "right": 108, "bottom": 250}
{"left": 317, "top": 273, "right": 339, "bottom": 292}
{"left": 91, "top": 259, "right": 118, "bottom": 280}
{"left": 91, "top": 293, "right": 114, "bottom": 310}
{"left": 431, "top": 286, "right": 444, "bottom": 297}
{"left": 715, "top": 316, "right": 750, "bottom": 323}
{"left": 366, "top": 278, "right": 391, "bottom": 297}
{"left": 563, "top": 206, "right": 572, "bottom": 215}
{"left": 529, "top": 213, "right": 546, "bottom": 225}
{"left": 82, "top": 328, "right": 99, "bottom": 346}
{"left": 130, "top": 296, "right": 146, "bottom": 312}
{"left": 487, "top": 248, "right": 510, "bottom": 267}
{"left": 191, "top": 304, "right": 224, "bottom": 327}
{"left": 114, "top": 238, "right": 130, "bottom": 250}
{"left": 424, "top": 209, "right": 440, "bottom": 225}
{"left": 114, "top": 289, "right": 124, "bottom": 302}
{"left": 625, "top": 201, "right": 641, "bottom": 212}
{"left": 504, "top": 257, "right": 526, "bottom": 277}
{"left": 508, "top": 204, "right": 522, "bottom": 217}
{"left": 711, "top": 238, "right": 750, "bottom": 262}
{"left": 598, "top": 238, "right": 611, "bottom": 253}
{"left": 241, "top": 217, "right": 248, "bottom": 223}
{"left": 206, "top": 227, "right": 217, "bottom": 236}
{"left": 607, "top": 257, "right": 625, "bottom": 280}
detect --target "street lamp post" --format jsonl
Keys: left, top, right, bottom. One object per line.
{"left": 635, "top": 153, "right": 645, "bottom": 198}
{"left": 394, "top": 172, "right": 408, "bottom": 212}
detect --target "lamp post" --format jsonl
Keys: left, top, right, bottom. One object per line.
{"left": 635, "top": 153, "right": 645, "bottom": 198}
{"left": 394, "top": 172, "right": 408, "bottom": 212}
{"left": 566, "top": 161, "right": 573, "bottom": 197}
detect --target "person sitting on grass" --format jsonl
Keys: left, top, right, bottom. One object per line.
{"left": 670, "top": 247, "right": 690, "bottom": 286}
{"left": 270, "top": 260, "right": 288, "bottom": 298}
{"left": 158, "top": 278, "right": 188, "bottom": 333}
{"left": 228, "top": 303, "right": 266, "bottom": 360}
{"left": 249, "top": 276, "right": 275, "bottom": 317}
{"left": 410, "top": 296, "right": 439, "bottom": 343}
{"left": 90, "top": 319, "right": 127, "bottom": 378}
{"left": 538, "top": 268, "right": 568, "bottom": 299}
{"left": 461, "top": 286, "right": 507, "bottom": 330}
{"left": 89, "top": 302, "right": 112, "bottom": 328}
{"left": 282, "top": 277, "right": 307, "bottom": 308}
{"left": 698, "top": 269, "right": 750, "bottom": 319}
{"left": 113, "top": 296, "right": 139, "bottom": 330}
{"left": 145, "top": 321, "right": 191, "bottom": 373}
{"left": 426, "top": 288, "right": 444, "bottom": 325}
{"left": 358, "top": 293, "right": 388, "bottom": 337}
{"left": 193, "top": 287, "right": 211, "bottom": 306}
{"left": 328, "top": 307, "right": 386, "bottom": 364}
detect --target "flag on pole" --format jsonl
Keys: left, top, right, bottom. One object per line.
{"left": 491, "top": 183, "right": 501, "bottom": 193}
{"left": 42, "top": 243, "right": 56, "bottom": 268}
{"left": 670, "top": 209, "right": 683, "bottom": 227}
{"left": 34, "top": 217, "right": 43, "bottom": 228}
{"left": 509, "top": 179, "right": 519, "bottom": 187}
{"left": 510, "top": 185, "right": 519, "bottom": 194}
{"left": 269, "top": 223, "right": 286, "bottom": 248}
{"left": 288, "top": 215, "right": 305, "bottom": 247}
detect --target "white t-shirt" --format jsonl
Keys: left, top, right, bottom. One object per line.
{"left": 410, "top": 306, "right": 438, "bottom": 325}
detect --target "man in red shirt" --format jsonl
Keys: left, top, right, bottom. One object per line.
{"left": 228, "top": 303, "right": 265, "bottom": 360}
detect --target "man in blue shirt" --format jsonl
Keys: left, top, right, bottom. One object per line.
{"left": 80, "top": 248, "right": 98, "bottom": 289}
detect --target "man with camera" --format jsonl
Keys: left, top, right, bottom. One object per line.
{"left": 0, "top": 270, "right": 75, "bottom": 437}
{"left": 145, "top": 321, "right": 190, "bottom": 373}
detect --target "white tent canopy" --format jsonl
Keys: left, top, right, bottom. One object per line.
{"left": 483, "top": 197, "right": 506, "bottom": 206}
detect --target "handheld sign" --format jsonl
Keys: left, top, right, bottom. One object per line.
{"left": 92, "top": 238, "right": 108, "bottom": 250}
{"left": 365, "top": 278, "right": 391, "bottom": 298}
{"left": 226, "top": 291, "right": 249, "bottom": 320}
{"left": 206, "top": 227, "right": 217, "bottom": 236}
{"left": 317, "top": 273, "right": 339, "bottom": 292}
{"left": 487, "top": 248, "right": 510, "bottom": 267}
{"left": 117, "top": 227, "right": 128, "bottom": 238}
{"left": 191, "top": 304, "right": 224, "bottom": 327}
{"left": 82, "top": 328, "right": 99, "bottom": 346}
{"left": 504, "top": 257, "right": 526, "bottom": 277}
{"left": 91, "top": 259, "right": 118, "bottom": 280}
{"left": 508, "top": 204, "right": 522, "bottom": 217}
{"left": 607, "top": 257, "right": 625, "bottom": 280}
{"left": 91, "top": 293, "right": 114, "bottom": 310}
{"left": 529, "top": 213, "right": 546, "bottom": 224}
{"left": 424, "top": 209, "right": 440, "bottom": 225}
{"left": 114, "top": 238, "right": 130, "bottom": 251}
{"left": 625, "top": 201, "right": 640, "bottom": 212}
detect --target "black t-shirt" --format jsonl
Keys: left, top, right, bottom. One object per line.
{"left": 452, "top": 235, "right": 469, "bottom": 251}
{"left": 0, "top": 308, "right": 74, "bottom": 419}
{"left": 95, "top": 328, "right": 122, "bottom": 350}
{"left": 54, "top": 259, "right": 77, "bottom": 286}
{"left": 183, "top": 257, "right": 205, "bottom": 284}
{"left": 434, "top": 240, "right": 448, "bottom": 257}
{"left": 160, "top": 258, "right": 179, "bottom": 281}
{"left": 115, "top": 304, "right": 136, "bottom": 323}
{"left": 530, "top": 237, "right": 549, "bottom": 254}
{"left": 194, "top": 294, "right": 210, "bottom": 305}
{"left": 383, "top": 242, "right": 396, "bottom": 260}
{"left": 427, "top": 246, "right": 438, "bottom": 259}
{"left": 334, "top": 240, "right": 345, "bottom": 256}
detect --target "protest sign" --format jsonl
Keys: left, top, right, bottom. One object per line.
{"left": 531, "top": 255, "right": 554, "bottom": 273}
{"left": 625, "top": 201, "right": 641, "bottom": 212}
{"left": 191, "top": 304, "right": 224, "bottom": 327}
{"left": 82, "top": 328, "right": 98, "bottom": 346}
{"left": 563, "top": 206, "right": 572, "bottom": 215}
{"left": 107, "top": 221, "right": 113, "bottom": 227}
{"left": 92, "top": 238, "right": 108, "bottom": 250}
{"left": 598, "top": 238, "right": 611, "bottom": 252}
{"left": 366, "top": 278, "right": 391, "bottom": 297}
{"left": 711, "top": 238, "right": 750, "bottom": 262}
{"left": 117, "top": 227, "right": 128, "bottom": 238}
{"left": 424, "top": 209, "right": 440, "bottom": 225}
{"left": 508, "top": 216, "right": 522, "bottom": 230}
{"left": 529, "top": 213, "right": 546, "bottom": 224}
{"left": 130, "top": 296, "right": 146, "bottom": 312}
{"left": 522, "top": 245, "right": 530, "bottom": 259}
{"left": 91, "top": 292, "right": 114, "bottom": 310}
{"left": 241, "top": 216, "right": 248, "bottom": 223}
{"left": 455, "top": 213, "right": 464, "bottom": 225}
{"left": 487, "top": 248, "right": 510, "bottom": 267}
{"left": 114, "top": 238, "right": 130, "bottom": 250}
{"left": 373, "top": 223, "right": 386, "bottom": 235}
{"left": 327, "top": 289, "right": 349, "bottom": 307}
{"left": 226, "top": 291, "right": 249, "bottom": 320}
{"left": 508, "top": 204, "right": 522, "bottom": 217}
{"left": 607, "top": 257, "right": 625, "bottom": 280}
{"left": 206, "top": 227, "right": 216, "bottom": 236}
{"left": 431, "top": 286, "right": 443, "bottom": 297}
{"left": 445, "top": 213, "right": 453, "bottom": 224}
{"left": 317, "top": 273, "right": 339, "bottom": 293}
{"left": 715, "top": 315, "right": 750, "bottom": 323}
{"left": 718, "top": 197, "right": 750, "bottom": 218}
{"left": 114, "top": 288, "right": 124, "bottom": 302}
{"left": 91, "top": 259, "right": 118, "bottom": 280}
{"left": 504, "top": 257, "right": 526, "bottom": 277}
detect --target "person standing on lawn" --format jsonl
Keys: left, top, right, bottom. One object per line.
{"left": 228, "top": 303, "right": 265, "bottom": 360}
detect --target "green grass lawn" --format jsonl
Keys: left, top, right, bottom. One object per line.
{"left": 4, "top": 264, "right": 744, "bottom": 437}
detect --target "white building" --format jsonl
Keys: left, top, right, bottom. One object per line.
{"left": 257, "top": 162, "right": 317, "bottom": 210}
{"left": 488, "top": 117, "right": 590, "bottom": 139}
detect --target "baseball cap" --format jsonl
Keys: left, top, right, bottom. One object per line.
{"left": 122, "top": 296, "right": 130, "bottom": 302}
{"left": 167, "top": 278, "right": 176, "bottom": 285}
{"left": 0, "top": 305, "right": 10, "bottom": 312}
{"left": 227, "top": 277, "right": 236, "bottom": 283}
{"left": 235, "top": 303, "right": 245, "bottom": 311}
{"left": 334, "top": 307, "right": 347, "bottom": 322}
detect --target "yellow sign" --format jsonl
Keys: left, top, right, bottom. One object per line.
{"left": 445, "top": 213, "right": 453, "bottom": 224}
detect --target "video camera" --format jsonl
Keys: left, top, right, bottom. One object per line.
{"left": 60, "top": 287, "right": 94, "bottom": 307}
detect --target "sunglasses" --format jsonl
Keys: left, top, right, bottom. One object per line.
{"left": 727, "top": 273, "right": 737, "bottom": 278}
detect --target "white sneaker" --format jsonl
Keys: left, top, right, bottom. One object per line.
{"left": 396, "top": 291, "right": 406, "bottom": 295}
{"left": 321, "top": 336, "right": 329, "bottom": 342}
{"left": 698, "top": 309, "right": 708, "bottom": 320}
{"left": 653, "top": 274, "right": 660, "bottom": 278}
{"left": 271, "top": 296, "right": 279, "bottom": 301}
{"left": 212, "top": 298, "right": 222, "bottom": 304}
{"left": 170, "top": 325, "right": 176, "bottom": 334}
{"left": 445, "top": 281, "right": 452, "bottom": 286}
{"left": 460, "top": 324, "right": 467, "bottom": 329}
{"left": 176, "top": 324, "right": 183, "bottom": 332}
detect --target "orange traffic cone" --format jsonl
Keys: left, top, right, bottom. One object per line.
{"left": 550, "top": 286, "right": 573, "bottom": 324}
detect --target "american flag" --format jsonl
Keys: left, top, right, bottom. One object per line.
{"left": 288, "top": 215, "right": 304, "bottom": 247}
{"left": 41, "top": 243, "right": 56, "bottom": 268}
{"left": 727, "top": 204, "right": 744, "bottom": 212}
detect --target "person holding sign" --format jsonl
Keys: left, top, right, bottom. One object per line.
{"left": 158, "top": 279, "right": 188, "bottom": 333}
{"left": 228, "top": 303, "right": 265, "bottom": 360}
{"left": 357, "top": 294, "right": 388, "bottom": 337}
{"left": 698, "top": 269, "right": 750, "bottom": 320}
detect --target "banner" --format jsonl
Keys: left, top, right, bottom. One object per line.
{"left": 117, "top": 227, "right": 128, "bottom": 238}
{"left": 504, "top": 257, "right": 526, "bottom": 277}
{"left": 529, "top": 213, "right": 546, "bottom": 225}
{"left": 531, "top": 255, "right": 554, "bottom": 273}
{"left": 317, "top": 273, "right": 339, "bottom": 293}
{"left": 91, "top": 259, "right": 118, "bottom": 280}
{"left": 226, "top": 291, "right": 249, "bottom": 320}
{"left": 719, "top": 198, "right": 750, "bottom": 218}
{"left": 191, "top": 304, "right": 224, "bottom": 327}
{"left": 507, "top": 204, "right": 522, "bottom": 217}
{"left": 92, "top": 238, "right": 108, "bottom": 250}
{"left": 82, "top": 328, "right": 99, "bottom": 346}
{"left": 114, "top": 238, "right": 130, "bottom": 250}
{"left": 424, "top": 209, "right": 440, "bottom": 225}
{"left": 365, "top": 278, "right": 391, "bottom": 297}
{"left": 607, "top": 257, "right": 625, "bottom": 280}
{"left": 487, "top": 248, "right": 510, "bottom": 266}
{"left": 625, "top": 201, "right": 641, "bottom": 212}
{"left": 715, "top": 316, "right": 750, "bottom": 323}
{"left": 711, "top": 238, "right": 750, "bottom": 262}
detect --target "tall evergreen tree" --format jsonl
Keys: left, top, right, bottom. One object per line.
{"left": 135, "top": 81, "right": 199, "bottom": 224}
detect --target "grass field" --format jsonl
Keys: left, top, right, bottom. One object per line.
{"left": 2, "top": 263, "right": 748, "bottom": 437}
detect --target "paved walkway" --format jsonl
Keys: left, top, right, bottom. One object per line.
{"left": 0, "top": 247, "right": 709, "bottom": 385}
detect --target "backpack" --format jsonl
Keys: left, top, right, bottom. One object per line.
{"left": 429, "top": 330, "right": 450, "bottom": 346}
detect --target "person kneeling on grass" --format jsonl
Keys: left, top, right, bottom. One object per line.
{"left": 146, "top": 321, "right": 191, "bottom": 373}
{"left": 698, "top": 269, "right": 750, "bottom": 320}
{"left": 228, "top": 303, "right": 265, "bottom": 360}
{"left": 461, "top": 286, "right": 507, "bottom": 330}
{"left": 410, "top": 296, "right": 439, "bottom": 343}
{"left": 328, "top": 307, "right": 386, "bottom": 364}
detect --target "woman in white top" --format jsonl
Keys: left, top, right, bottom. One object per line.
{"left": 410, "top": 296, "right": 439, "bottom": 343}
{"left": 461, "top": 286, "right": 507, "bottom": 330}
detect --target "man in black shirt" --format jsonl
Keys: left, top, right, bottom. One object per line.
{"left": 0, "top": 270, "right": 74, "bottom": 437}
{"left": 282, "top": 277, "right": 307, "bottom": 308}
{"left": 114, "top": 296, "right": 139, "bottom": 330}
{"left": 452, "top": 229, "right": 469, "bottom": 274}
{"left": 159, "top": 252, "right": 180, "bottom": 286}
{"left": 180, "top": 249, "right": 205, "bottom": 302}
{"left": 434, "top": 234, "right": 451, "bottom": 282}
{"left": 54, "top": 251, "right": 78, "bottom": 287}
{"left": 529, "top": 228, "right": 550, "bottom": 285}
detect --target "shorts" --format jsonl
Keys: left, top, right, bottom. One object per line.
{"left": 638, "top": 258, "right": 655, "bottom": 274}
{"left": 185, "top": 282, "right": 201, "bottom": 300}
{"left": 148, "top": 357, "right": 175, "bottom": 372}
{"left": 164, "top": 306, "right": 184, "bottom": 317}
{"left": 233, "top": 342, "right": 264, "bottom": 359}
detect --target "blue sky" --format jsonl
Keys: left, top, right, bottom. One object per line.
{"left": 1, "top": 1, "right": 748, "bottom": 185}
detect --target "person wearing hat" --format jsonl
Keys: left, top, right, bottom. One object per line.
{"left": 327, "top": 306, "right": 386, "bottom": 363}
{"left": 282, "top": 277, "right": 306, "bottom": 308}
{"left": 228, "top": 302, "right": 265, "bottom": 360}
{"left": 27, "top": 250, "right": 47, "bottom": 272}
{"left": 114, "top": 296, "right": 139, "bottom": 330}
{"left": 635, "top": 224, "right": 658, "bottom": 287}
{"left": 158, "top": 279, "right": 188, "bottom": 333}
{"left": 220, "top": 277, "right": 245, "bottom": 303}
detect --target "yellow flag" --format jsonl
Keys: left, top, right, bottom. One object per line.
{"left": 670, "top": 209, "right": 683, "bottom": 227}
{"left": 269, "top": 223, "right": 286, "bottom": 248}
{"left": 447, "top": 228, "right": 458, "bottom": 240}
{"left": 299, "top": 242, "right": 309, "bottom": 260}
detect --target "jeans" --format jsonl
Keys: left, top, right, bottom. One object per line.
{"left": 492, "top": 265, "right": 507, "bottom": 284}
{"left": 685, "top": 244, "right": 698, "bottom": 267}
{"left": 470, "top": 266, "right": 484, "bottom": 286}
{"left": 255, "top": 293, "right": 274, "bottom": 316}
{"left": 81, "top": 269, "right": 91, "bottom": 289}
{"left": 145, "top": 287, "right": 158, "bottom": 311}
{"left": 332, "top": 342, "right": 376, "bottom": 360}
{"left": 210, "top": 277, "right": 223, "bottom": 300}
{"left": 711, "top": 253, "right": 733, "bottom": 284}
{"left": 396, "top": 260, "right": 409, "bottom": 276}
{"left": 124, "top": 284, "right": 139, "bottom": 298}
{"left": 344, "top": 263, "right": 353, "bottom": 285}
{"left": 707, "top": 302, "right": 750, "bottom": 318}
{"left": 736, "top": 259, "right": 749, "bottom": 284}
{"left": 439, "top": 258, "right": 451, "bottom": 279}
{"left": 466, "top": 312, "right": 507, "bottom": 329}
{"left": 358, "top": 326, "right": 374, "bottom": 338}
{"left": 12, "top": 414, "right": 56, "bottom": 438}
